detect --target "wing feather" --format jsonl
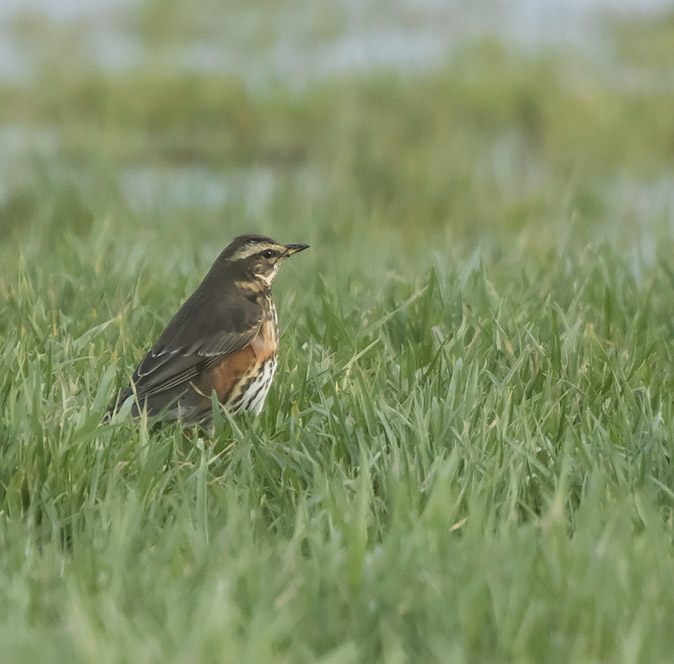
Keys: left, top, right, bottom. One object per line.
{"left": 119, "top": 282, "right": 264, "bottom": 405}
{"left": 128, "top": 322, "right": 262, "bottom": 400}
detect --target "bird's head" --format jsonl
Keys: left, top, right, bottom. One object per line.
{"left": 219, "top": 234, "right": 309, "bottom": 289}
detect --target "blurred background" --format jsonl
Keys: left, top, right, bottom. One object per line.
{"left": 0, "top": 0, "right": 673, "bottom": 274}
{"left": 3, "top": 5, "right": 674, "bottom": 661}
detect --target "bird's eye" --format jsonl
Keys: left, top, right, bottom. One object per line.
{"left": 262, "top": 249, "right": 274, "bottom": 259}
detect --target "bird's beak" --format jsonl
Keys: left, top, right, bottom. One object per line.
{"left": 284, "top": 243, "right": 310, "bottom": 256}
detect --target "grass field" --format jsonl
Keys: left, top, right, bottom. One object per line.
{"left": 2, "top": 5, "right": 674, "bottom": 662}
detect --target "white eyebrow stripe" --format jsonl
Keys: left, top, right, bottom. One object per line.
{"left": 230, "top": 242, "right": 277, "bottom": 261}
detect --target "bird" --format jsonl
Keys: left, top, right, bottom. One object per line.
{"left": 108, "top": 234, "right": 309, "bottom": 424}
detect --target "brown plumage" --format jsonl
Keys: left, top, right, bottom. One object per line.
{"left": 108, "top": 234, "right": 309, "bottom": 424}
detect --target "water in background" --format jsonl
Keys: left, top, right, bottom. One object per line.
{"left": 1, "top": 0, "right": 672, "bottom": 264}
{"left": 0, "top": 0, "right": 670, "bottom": 85}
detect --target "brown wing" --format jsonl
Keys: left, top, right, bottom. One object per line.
{"left": 113, "top": 277, "right": 264, "bottom": 414}
{"left": 129, "top": 327, "right": 262, "bottom": 399}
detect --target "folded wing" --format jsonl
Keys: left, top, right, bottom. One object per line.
{"left": 114, "top": 285, "right": 263, "bottom": 414}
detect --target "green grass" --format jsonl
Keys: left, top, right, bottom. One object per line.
{"left": 2, "top": 8, "right": 674, "bottom": 662}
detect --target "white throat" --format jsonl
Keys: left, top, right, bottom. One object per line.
{"left": 257, "top": 264, "right": 278, "bottom": 286}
